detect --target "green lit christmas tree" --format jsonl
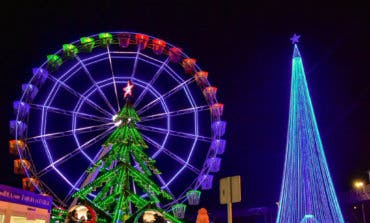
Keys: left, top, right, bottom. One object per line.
{"left": 72, "top": 81, "right": 181, "bottom": 223}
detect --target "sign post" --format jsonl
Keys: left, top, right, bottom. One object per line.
{"left": 219, "top": 175, "right": 241, "bottom": 223}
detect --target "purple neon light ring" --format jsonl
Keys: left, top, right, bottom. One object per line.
{"left": 11, "top": 31, "right": 226, "bottom": 209}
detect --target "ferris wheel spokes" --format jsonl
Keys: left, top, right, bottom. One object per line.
{"left": 26, "top": 122, "right": 113, "bottom": 143}
{"left": 48, "top": 75, "right": 113, "bottom": 117}
{"left": 130, "top": 47, "right": 141, "bottom": 79}
{"left": 133, "top": 57, "right": 170, "bottom": 108}
{"left": 139, "top": 105, "right": 209, "bottom": 122}
{"left": 36, "top": 126, "right": 115, "bottom": 178}
{"left": 140, "top": 134, "right": 200, "bottom": 175}
{"left": 31, "top": 104, "right": 110, "bottom": 123}
{"left": 137, "top": 77, "right": 195, "bottom": 115}
{"left": 75, "top": 55, "right": 117, "bottom": 114}
{"left": 137, "top": 124, "right": 211, "bottom": 143}
{"left": 155, "top": 174, "right": 175, "bottom": 198}
{"left": 34, "top": 177, "right": 68, "bottom": 207}
{"left": 106, "top": 45, "right": 120, "bottom": 111}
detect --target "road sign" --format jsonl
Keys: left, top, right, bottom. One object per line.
{"left": 220, "top": 175, "right": 241, "bottom": 204}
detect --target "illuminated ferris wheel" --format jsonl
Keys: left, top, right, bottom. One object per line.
{"left": 9, "top": 32, "right": 227, "bottom": 210}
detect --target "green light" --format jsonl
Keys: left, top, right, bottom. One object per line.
{"left": 186, "top": 189, "right": 201, "bottom": 205}
{"left": 80, "top": 37, "right": 95, "bottom": 52}
{"left": 98, "top": 32, "right": 113, "bottom": 45}
{"left": 72, "top": 102, "right": 182, "bottom": 222}
{"left": 171, "top": 204, "right": 187, "bottom": 219}
{"left": 186, "top": 190, "right": 201, "bottom": 197}
{"left": 172, "top": 203, "right": 187, "bottom": 210}
{"left": 47, "top": 54, "right": 62, "bottom": 70}
{"left": 63, "top": 44, "right": 78, "bottom": 58}
{"left": 50, "top": 208, "right": 67, "bottom": 223}
{"left": 164, "top": 212, "right": 184, "bottom": 223}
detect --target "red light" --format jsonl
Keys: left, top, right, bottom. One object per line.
{"left": 152, "top": 39, "right": 166, "bottom": 55}
{"left": 182, "top": 58, "right": 197, "bottom": 74}
{"left": 135, "top": 34, "right": 149, "bottom": 50}
{"left": 169, "top": 47, "right": 183, "bottom": 63}
{"left": 118, "top": 33, "right": 131, "bottom": 48}
{"left": 123, "top": 80, "right": 134, "bottom": 98}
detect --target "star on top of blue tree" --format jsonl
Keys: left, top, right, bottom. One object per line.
{"left": 290, "top": 33, "right": 300, "bottom": 44}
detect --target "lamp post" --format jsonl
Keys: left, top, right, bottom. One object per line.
{"left": 353, "top": 180, "right": 367, "bottom": 223}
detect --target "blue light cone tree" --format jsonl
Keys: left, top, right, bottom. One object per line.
{"left": 276, "top": 43, "right": 345, "bottom": 223}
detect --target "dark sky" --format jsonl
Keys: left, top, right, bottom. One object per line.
{"left": 0, "top": 0, "right": 369, "bottom": 218}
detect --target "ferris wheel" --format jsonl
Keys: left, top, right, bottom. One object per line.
{"left": 9, "top": 32, "right": 227, "bottom": 210}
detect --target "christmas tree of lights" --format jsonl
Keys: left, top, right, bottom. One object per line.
{"left": 72, "top": 81, "right": 181, "bottom": 223}
{"left": 276, "top": 35, "right": 345, "bottom": 223}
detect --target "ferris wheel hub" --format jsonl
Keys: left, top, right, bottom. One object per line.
{"left": 112, "top": 114, "right": 122, "bottom": 127}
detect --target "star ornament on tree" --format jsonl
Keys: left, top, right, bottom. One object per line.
{"left": 290, "top": 33, "right": 300, "bottom": 44}
{"left": 123, "top": 80, "right": 134, "bottom": 98}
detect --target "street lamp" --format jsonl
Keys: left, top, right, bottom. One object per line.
{"left": 353, "top": 179, "right": 367, "bottom": 223}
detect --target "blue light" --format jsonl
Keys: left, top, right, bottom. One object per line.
{"left": 276, "top": 44, "right": 345, "bottom": 223}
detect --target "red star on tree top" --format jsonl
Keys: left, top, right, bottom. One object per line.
{"left": 123, "top": 80, "right": 134, "bottom": 98}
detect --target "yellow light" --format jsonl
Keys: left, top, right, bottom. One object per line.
{"left": 353, "top": 180, "right": 365, "bottom": 189}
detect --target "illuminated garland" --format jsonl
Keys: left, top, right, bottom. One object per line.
{"left": 73, "top": 91, "right": 181, "bottom": 222}
{"left": 276, "top": 44, "right": 345, "bottom": 223}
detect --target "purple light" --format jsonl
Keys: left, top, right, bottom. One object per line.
{"left": 199, "top": 174, "right": 214, "bottom": 190}
{"left": 13, "top": 101, "right": 30, "bottom": 120}
{"left": 210, "top": 139, "right": 226, "bottom": 155}
{"left": 32, "top": 67, "right": 48, "bottom": 87}
{"left": 206, "top": 157, "right": 221, "bottom": 173}
{"left": 290, "top": 33, "right": 300, "bottom": 44}
{"left": 9, "top": 120, "right": 27, "bottom": 138}
{"left": 211, "top": 121, "right": 226, "bottom": 137}
{"left": 21, "top": 84, "right": 39, "bottom": 102}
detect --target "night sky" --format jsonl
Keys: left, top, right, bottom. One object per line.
{"left": 0, "top": 0, "right": 369, "bottom": 219}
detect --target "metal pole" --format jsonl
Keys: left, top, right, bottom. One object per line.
{"left": 361, "top": 202, "right": 366, "bottom": 223}
{"left": 227, "top": 202, "right": 233, "bottom": 223}
{"left": 362, "top": 185, "right": 367, "bottom": 223}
